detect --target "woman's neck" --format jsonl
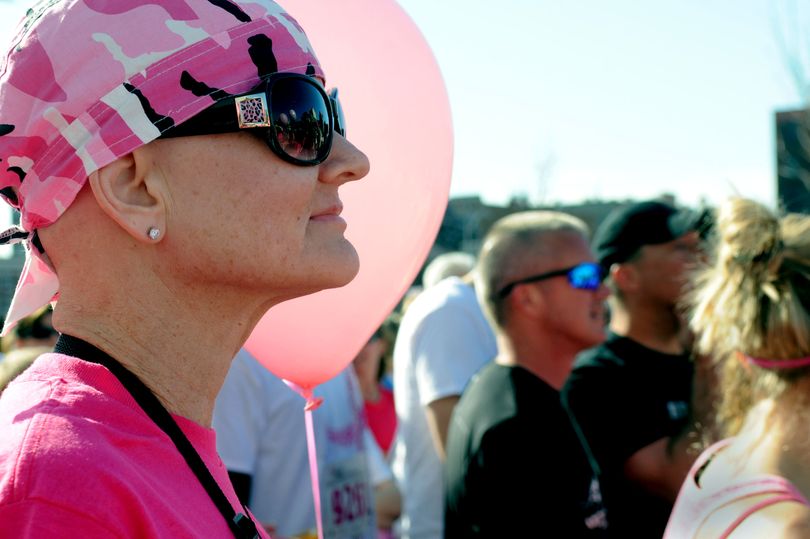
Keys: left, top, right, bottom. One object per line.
{"left": 52, "top": 284, "right": 273, "bottom": 426}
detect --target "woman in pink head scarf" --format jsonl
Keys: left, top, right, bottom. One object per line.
{"left": 0, "top": 1, "right": 368, "bottom": 536}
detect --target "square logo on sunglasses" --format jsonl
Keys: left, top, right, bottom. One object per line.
{"left": 235, "top": 93, "right": 272, "bottom": 128}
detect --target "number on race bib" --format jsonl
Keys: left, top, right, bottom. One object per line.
{"left": 331, "top": 483, "right": 370, "bottom": 526}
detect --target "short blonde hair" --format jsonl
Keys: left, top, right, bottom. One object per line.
{"left": 689, "top": 197, "right": 810, "bottom": 435}
{"left": 476, "top": 211, "right": 589, "bottom": 327}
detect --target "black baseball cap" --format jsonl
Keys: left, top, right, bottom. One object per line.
{"left": 593, "top": 200, "right": 698, "bottom": 268}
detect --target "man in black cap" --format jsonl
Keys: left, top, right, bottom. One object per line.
{"left": 562, "top": 199, "right": 703, "bottom": 538}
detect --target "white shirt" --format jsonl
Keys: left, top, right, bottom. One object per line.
{"left": 213, "top": 349, "right": 390, "bottom": 539}
{"left": 391, "top": 277, "right": 497, "bottom": 539}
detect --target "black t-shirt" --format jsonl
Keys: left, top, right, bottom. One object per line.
{"left": 444, "top": 363, "right": 609, "bottom": 539}
{"left": 561, "top": 333, "right": 694, "bottom": 539}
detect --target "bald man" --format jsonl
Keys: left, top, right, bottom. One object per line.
{"left": 444, "top": 211, "right": 610, "bottom": 538}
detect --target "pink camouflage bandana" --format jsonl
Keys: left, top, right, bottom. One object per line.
{"left": 0, "top": 0, "right": 324, "bottom": 334}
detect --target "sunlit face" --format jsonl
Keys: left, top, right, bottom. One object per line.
{"left": 152, "top": 129, "right": 369, "bottom": 301}
{"left": 632, "top": 231, "right": 700, "bottom": 306}
{"left": 532, "top": 232, "right": 610, "bottom": 351}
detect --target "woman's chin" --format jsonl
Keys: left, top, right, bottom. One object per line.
{"left": 325, "top": 244, "right": 361, "bottom": 288}
{"left": 299, "top": 243, "right": 361, "bottom": 294}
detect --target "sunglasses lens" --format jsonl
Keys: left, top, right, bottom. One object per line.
{"left": 159, "top": 74, "right": 341, "bottom": 166}
{"left": 568, "top": 263, "right": 603, "bottom": 290}
{"left": 269, "top": 77, "right": 332, "bottom": 162}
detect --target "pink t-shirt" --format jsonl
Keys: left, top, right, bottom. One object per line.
{"left": 0, "top": 353, "right": 269, "bottom": 538}
{"left": 664, "top": 439, "right": 809, "bottom": 539}
{"left": 363, "top": 386, "right": 397, "bottom": 455}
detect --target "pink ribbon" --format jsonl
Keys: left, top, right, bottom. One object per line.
{"left": 303, "top": 390, "right": 324, "bottom": 539}
{"left": 284, "top": 381, "right": 325, "bottom": 539}
{"left": 746, "top": 355, "right": 810, "bottom": 369}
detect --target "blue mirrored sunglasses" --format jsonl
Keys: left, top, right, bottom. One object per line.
{"left": 497, "top": 262, "right": 606, "bottom": 297}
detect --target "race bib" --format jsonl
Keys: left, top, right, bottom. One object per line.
{"left": 322, "top": 453, "right": 376, "bottom": 539}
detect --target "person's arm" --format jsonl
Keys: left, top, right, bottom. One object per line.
{"left": 412, "top": 294, "right": 495, "bottom": 461}
{"left": 374, "top": 479, "right": 402, "bottom": 529}
{"left": 425, "top": 395, "right": 460, "bottom": 460}
{"left": 563, "top": 359, "right": 694, "bottom": 501}
{"left": 623, "top": 435, "right": 697, "bottom": 501}
{"left": 359, "top": 401, "right": 401, "bottom": 530}
{"left": 624, "top": 352, "right": 719, "bottom": 501}
{"left": 567, "top": 353, "right": 717, "bottom": 507}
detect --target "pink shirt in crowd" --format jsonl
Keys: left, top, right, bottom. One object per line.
{"left": 0, "top": 353, "right": 269, "bottom": 538}
{"left": 664, "top": 439, "right": 810, "bottom": 539}
{"left": 363, "top": 386, "right": 397, "bottom": 455}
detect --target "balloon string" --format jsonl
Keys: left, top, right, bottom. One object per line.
{"left": 303, "top": 392, "right": 324, "bottom": 539}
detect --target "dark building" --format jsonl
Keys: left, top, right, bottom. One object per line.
{"left": 776, "top": 108, "right": 810, "bottom": 213}
{"left": 431, "top": 196, "right": 638, "bottom": 260}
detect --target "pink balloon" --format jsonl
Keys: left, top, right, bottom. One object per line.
{"left": 245, "top": 0, "right": 452, "bottom": 390}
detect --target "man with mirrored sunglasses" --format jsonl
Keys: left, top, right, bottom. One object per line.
{"left": 444, "top": 210, "right": 610, "bottom": 538}
{"left": 495, "top": 262, "right": 606, "bottom": 298}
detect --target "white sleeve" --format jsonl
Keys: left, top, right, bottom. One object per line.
{"left": 413, "top": 305, "right": 494, "bottom": 406}
{"left": 212, "top": 350, "right": 266, "bottom": 475}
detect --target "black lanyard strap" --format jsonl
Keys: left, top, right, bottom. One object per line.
{"left": 54, "top": 334, "right": 259, "bottom": 539}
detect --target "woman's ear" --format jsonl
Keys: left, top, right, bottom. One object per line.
{"left": 87, "top": 146, "right": 167, "bottom": 242}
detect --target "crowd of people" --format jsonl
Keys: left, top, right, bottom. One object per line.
{"left": 0, "top": 1, "right": 809, "bottom": 538}
{"left": 386, "top": 197, "right": 810, "bottom": 539}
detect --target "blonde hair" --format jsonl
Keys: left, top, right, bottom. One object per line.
{"left": 476, "top": 211, "right": 589, "bottom": 327}
{"left": 689, "top": 197, "right": 810, "bottom": 435}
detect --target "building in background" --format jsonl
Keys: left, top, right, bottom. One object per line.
{"left": 431, "top": 196, "right": 644, "bottom": 259}
{"left": 776, "top": 109, "right": 810, "bottom": 214}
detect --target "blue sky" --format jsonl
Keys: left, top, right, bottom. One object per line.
{"left": 0, "top": 0, "right": 807, "bottom": 210}
{"left": 394, "top": 0, "right": 807, "bottom": 208}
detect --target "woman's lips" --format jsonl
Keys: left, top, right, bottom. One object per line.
{"left": 310, "top": 204, "right": 346, "bottom": 224}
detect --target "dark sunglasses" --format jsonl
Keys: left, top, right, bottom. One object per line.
{"left": 159, "top": 72, "right": 345, "bottom": 166}
{"left": 497, "top": 262, "right": 606, "bottom": 297}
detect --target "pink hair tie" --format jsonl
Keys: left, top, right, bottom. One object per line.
{"left": 746, "top": 355, "right": 810, "bottom": 369}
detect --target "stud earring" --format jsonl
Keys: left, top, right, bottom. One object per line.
{"left": 147, "top": 227, "right": 161, "bottom": 240}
